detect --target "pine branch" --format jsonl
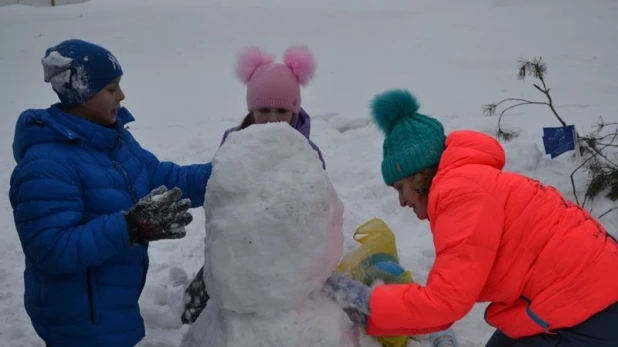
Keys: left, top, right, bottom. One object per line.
{"left": 497, "top": 128, "right": 518, "bottom": 141}
{"left": 492, "top": 56, "right": 618, "bottom": 209}
{"left": 582, "top": 131, "right": 618, "bottom": 203}
{"left": 605, "top": 170, "right": 618, "bottom": 201}
{"left": 517, "top": 57, "right": 547, "bottom": 80}
{"left": 572, "top": 131, "right": 618, "bottom": 206}
{"left": 589, "top": 143, "right": 618, "bottom": 170}
{"left": 488, "top": 57, "right": 570, "bottom": 143}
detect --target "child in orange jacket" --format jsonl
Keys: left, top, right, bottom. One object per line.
{"left": 322, "top": 89, "right": 618, "bottom": 347}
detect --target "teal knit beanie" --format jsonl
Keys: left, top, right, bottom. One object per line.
{"left": 370, "top": 89, "right": 446, "bottom": 186}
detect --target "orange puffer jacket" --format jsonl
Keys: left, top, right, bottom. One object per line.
{"left": 366, "top": 130, "right": 618, "bottom": 339}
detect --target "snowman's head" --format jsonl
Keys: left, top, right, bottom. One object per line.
{"left": 202, "top": 122, "right": 344, "bottom": 314}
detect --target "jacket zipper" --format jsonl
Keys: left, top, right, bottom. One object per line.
{"left": 113, "top": 134, "right": 148, "bottom": 293}
{"left": 112, "top": 135, "right": 138, "bottom": 204}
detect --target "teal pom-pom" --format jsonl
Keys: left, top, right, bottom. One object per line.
{"left": 370, "top": 89, "right": 420, "bottom": 134}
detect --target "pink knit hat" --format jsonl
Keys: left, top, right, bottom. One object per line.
{"left": 235, "top": 45, "right": 316, "bottom": 114}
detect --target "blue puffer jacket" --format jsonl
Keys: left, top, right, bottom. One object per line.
{"left": 9, "top": 105, "right": 212, "bottom": 347}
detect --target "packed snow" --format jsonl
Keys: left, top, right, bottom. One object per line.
{"left": 181, "top": 123, "right": 355, "bottom": 346}
{"left": 181, "top": 294, "right": 359, "bottom": 347}
{"left": 1, "top": 0, "right": 617, "bottom": 346}
{"left": 201, "top": 123, "right": 343, "bottom": 315}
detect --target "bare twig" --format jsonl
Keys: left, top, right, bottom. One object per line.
{"left": 593, "top": 142, "right": 618, "bottom": 148}
{"left": 497, "top": 102, "right": 547, "bottom": 131}
{"left": 570, "top": 151, "right": 598, "bottom": 206}
{"left": 597, "top": 207, "right": 618, "bottom": 219}
{"left": 493, "top": 98, "right": 546, "bottom": 109}
{"left": 533, "top": 81, "right": 567, "bottom": 127}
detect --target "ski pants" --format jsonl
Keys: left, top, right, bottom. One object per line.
{"left": 485, "top": 301, "right": 618, "bottom": 347}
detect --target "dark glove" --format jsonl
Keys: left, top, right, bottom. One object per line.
{"left": 322, "top": 272, "right": 372, "bottom": 326}
{"left": 343, "top": 307, "right": 368, "bottom": 327}
{"left": 181, "top": 266, "right": 210, "bottom": 324}
{"left": 124, "top": 186, "right": 193, "bottom": 245}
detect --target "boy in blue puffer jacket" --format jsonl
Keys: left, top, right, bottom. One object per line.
{"left": 9, "top": 39, "right": 212, "bottom": 347}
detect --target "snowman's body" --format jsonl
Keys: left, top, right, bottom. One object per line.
{"left": 181, "top": 293, "right": 358, "bottom": 347}
{"left": 180, "top": 123, "right": 359, "bottom": 347}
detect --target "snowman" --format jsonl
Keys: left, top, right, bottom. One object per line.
{"left": 179, "top": 122, "right": 361, "bottom": 347}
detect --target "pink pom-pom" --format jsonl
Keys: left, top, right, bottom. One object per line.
{"left": 283, "top": 45, "right": 315, "bottom": 86}
{"left": 235, "top": 46, "right": 275, "bottom": 84}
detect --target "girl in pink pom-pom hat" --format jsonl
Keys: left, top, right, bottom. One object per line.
{"left": 221, "top": 45, "right": 324, "bottom": 166}
{"left": 181, "top": 45, "right": 325, "bottom": 324}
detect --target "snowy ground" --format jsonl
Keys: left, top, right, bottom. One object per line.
{"left": 1, "top": 0, "right": 617, "bottom": 346}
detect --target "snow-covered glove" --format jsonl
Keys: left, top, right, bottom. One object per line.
{"left": 124, "top": 186, "right": 193, "bottom": 245}
{"left": 181, "top": 266, "right": 210, "bottom": 324}
{"left": 322, "top": 272, "right": 372, "bottom": 326}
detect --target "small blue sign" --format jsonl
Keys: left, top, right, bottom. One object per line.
{"left": 542, "top": 125, "right": 576, "bottom": 159}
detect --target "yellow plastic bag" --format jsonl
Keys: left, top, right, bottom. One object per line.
{"left": 336, "top": 218, "right": 413, "bottom": 347}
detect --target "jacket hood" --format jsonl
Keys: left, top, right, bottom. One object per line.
{"left": 436, "top": 130, "right": 506, "bottom": 179}
{"left": 12, "top": 105, "right": 135, "bottom": 162}
{"left": 290, "top": 108, "right": 311, "bottom": 138}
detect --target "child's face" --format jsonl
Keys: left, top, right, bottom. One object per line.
{"left": 253, "top": 108, "right": 294, "bottom": 125}
{"left": 80, "top": 78, "right": 125, "bottom": 126}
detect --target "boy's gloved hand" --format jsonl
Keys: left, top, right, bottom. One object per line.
{"left": 322, "top": 272, "right": 372, "bottom": 325}
{"left": 124, "top": 186, "right": 193, "bottom": 245}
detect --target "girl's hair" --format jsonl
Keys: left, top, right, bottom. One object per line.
{"left": 238, "top": 112, "right": 297, "bottom": 130}
{"left": 239, "top": 112, "right": 255, "bottom": 130}
{"left": 413, "top": 165, "right": 438, "bottom": 197}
